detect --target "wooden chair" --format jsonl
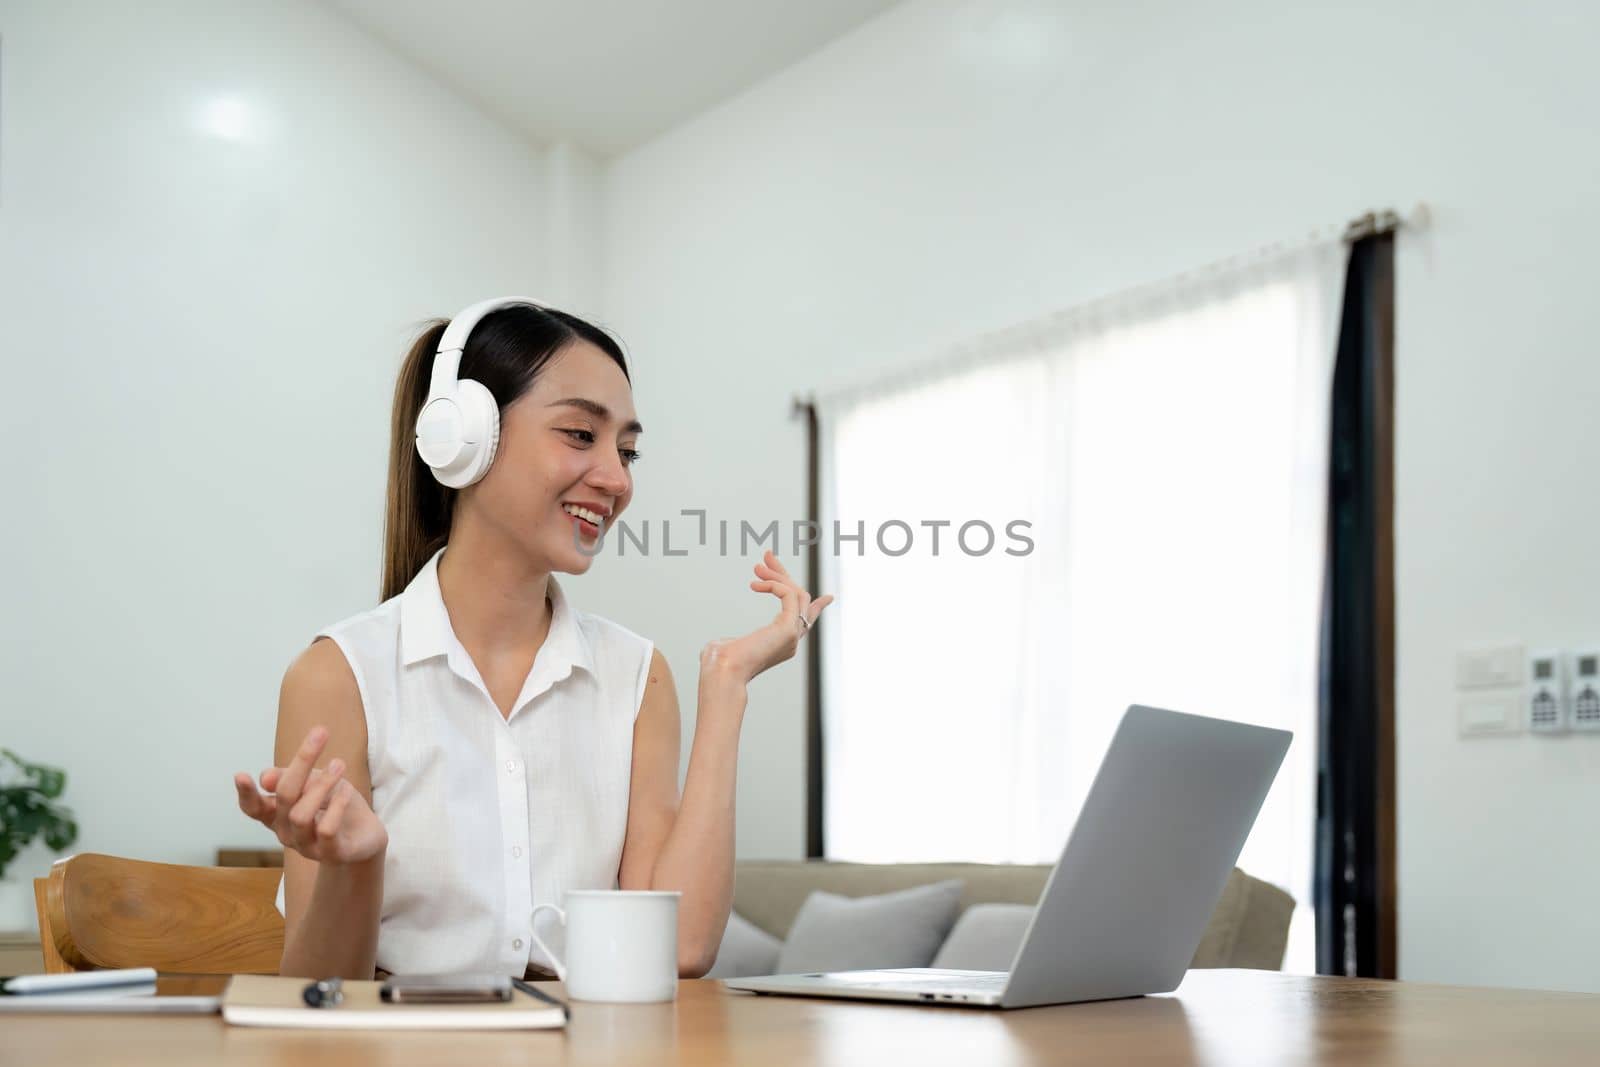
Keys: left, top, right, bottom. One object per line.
{"left": 33, "top": 853, "right": 284, "bottom": 976}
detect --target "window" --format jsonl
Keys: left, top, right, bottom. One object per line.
{"left": 816, "top": 245, "right": 1345, "bottom": 973}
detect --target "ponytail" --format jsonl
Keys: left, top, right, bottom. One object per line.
{"left": 378, "top": 305, "right": 631, "bottom": 603}
{"left": 381, "top": 320, "right": 452, "bottom": 602}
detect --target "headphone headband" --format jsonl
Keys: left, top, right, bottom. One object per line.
{"left": 428, "top": 296, "right": 547, "bottom": 399}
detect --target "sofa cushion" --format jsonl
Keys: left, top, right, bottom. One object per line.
{"left": 929, "top": 903, "right": 1035, "bottom": 971}
{"left": 704, "top": 911, "right": 783, "bottom": 979}
{"left": 776, "top": 880, "right": 964, "bottom": 974}
{"left": 733, "top": 862, "right": 1050, "bottom": 940}
{"left": 1188, "top": 867, "right": 1295, "bottom": 969}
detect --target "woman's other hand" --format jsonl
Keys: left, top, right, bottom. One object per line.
{"left": 701, "top": 550, "right": 834, "bottom": 686}
{"left": 233, "top": 726, "right": 388, "bottom": 865}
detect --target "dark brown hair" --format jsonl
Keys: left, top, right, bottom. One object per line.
{"left": 380, "top": 305, "right": 629, "bottom": 602}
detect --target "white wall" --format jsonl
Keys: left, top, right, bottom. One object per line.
{"left": 0, "top": 0, "right": 553, "bottom": 886}
{"left": 595, "top": 0, "right": 1600, "bottom": 992}
{"left": 541, "top": 141, "right": 604, "bottom": 318}
{"left": 6, "top": 0, "right": 1595, "bottom": 996}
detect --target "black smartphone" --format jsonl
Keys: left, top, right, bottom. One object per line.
{"left": 378, "top": 973, "right": 514, "bottom": 1004}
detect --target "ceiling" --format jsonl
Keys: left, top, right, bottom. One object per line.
{"left": 324, "top": 0, "right": 902, "bottom": 157}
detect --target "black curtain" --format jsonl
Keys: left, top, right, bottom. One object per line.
{"left": 1315, "top": 226, "right": 1396, "bottom": 977}
{"left": 798, "top": 400, "right": 826, "bottom": 859}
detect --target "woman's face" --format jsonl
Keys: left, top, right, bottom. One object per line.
{"left": 468, "top": 341, "right": 640, "bottom": 574}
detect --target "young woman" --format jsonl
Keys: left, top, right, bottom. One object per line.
{"left": 233, "top": 298, "right": 831, "bottom": 980}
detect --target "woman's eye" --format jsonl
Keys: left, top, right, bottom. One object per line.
{"left": 563, "top": 429, "right": 639, "bottom": 466}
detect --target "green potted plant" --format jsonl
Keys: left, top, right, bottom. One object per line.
{"left": 0, "top": 749, "right": 79, "bottom": 932}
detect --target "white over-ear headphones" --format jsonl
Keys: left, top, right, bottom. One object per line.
{"left": 414, "top": 296, "right": 545, "bottom": 489}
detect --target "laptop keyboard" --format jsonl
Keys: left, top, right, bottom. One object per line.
{"left": 858, "top": 972, "right": 1007, "bottom": 992}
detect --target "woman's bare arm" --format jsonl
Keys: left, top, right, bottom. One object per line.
{"left": 617, "top": 552, "right": 832, "bottom": 978}
{"left": 235, "top": 638, "right": 387, "bottom": 978}
{"left": 618, "top": 649, "right": 742, "bottom": 977}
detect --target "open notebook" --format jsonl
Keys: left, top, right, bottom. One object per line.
{"left": 222, "top": 976, "right": 567, "bottom": 1031}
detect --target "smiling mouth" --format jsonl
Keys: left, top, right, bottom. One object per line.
{"left": 562, "top": 503, "right": 606, "bottom": 539}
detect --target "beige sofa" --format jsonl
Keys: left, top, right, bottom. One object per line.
{"left": 731, "top": 861, "right": 1294, "bottom": 970}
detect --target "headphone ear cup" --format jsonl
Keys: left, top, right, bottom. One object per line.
{"left": 453, "top": 379, "right": 501, "bottom": 487}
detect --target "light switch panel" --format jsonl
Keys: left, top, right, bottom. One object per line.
{"left": 1458, "top": 694, "right": 1522, "bottom": 737}
{"left": 1456, "top": 645, "right": 1526, "bottom": 689}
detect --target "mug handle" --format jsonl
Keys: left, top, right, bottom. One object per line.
{"left": 529, "top": 903, "right": 568, "bottom": 981}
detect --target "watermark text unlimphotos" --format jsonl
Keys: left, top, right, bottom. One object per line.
{"left": 572, "top": 510, "right": 1034, "bottom": 558}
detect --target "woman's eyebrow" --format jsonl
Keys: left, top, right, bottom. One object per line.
{"left": 548, "top": 397, "right": 643, "bottom": 434}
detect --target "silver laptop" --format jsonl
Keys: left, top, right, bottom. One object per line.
{"left": 724, "top": 705, "right": 1290, "bottom": 1009}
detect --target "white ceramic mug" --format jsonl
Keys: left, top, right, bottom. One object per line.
{"left": 530, "top": 890, "right": 681, "bottom": 1002}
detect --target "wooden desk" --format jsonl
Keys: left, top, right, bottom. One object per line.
{"left": 1, "top": 969, "right": 1596, "bottom": 1066}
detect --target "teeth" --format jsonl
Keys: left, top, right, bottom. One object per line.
{"left": 563, "top": 504, "right": 604, "bottom": 526}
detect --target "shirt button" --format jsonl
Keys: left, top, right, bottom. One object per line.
{"left": 506, "top": 760, "right": 517, "bottom": 773}
{"left": 513, "top": 938, "right": 524, "bottom": 951}
{"left": 512, "top": 846, "right": 523, "bottom": 858}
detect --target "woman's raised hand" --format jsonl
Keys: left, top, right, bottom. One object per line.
{"left": 702, "top": 550, "right": 835, "bottom": 686}
{"left": 233, "top": 726, "right": 388, "bottom": 865}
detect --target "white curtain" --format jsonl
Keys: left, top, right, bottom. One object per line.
{"left": 816, "top": 242, "right": 1346, "bottom": 974}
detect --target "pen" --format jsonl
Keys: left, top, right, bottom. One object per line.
{"left": 302, "top": 976, "right": 344, "bottom": 1009}
{"left": 511, "top": 977, "right": 571, "bottom": 1021}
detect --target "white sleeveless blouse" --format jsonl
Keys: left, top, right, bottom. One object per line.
{"left": 279, "top": 546, "right": 653, "bottom": 976}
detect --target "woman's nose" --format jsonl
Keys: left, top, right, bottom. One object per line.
{"left": 588, "top": 455, "right": 630, "bottom": 494}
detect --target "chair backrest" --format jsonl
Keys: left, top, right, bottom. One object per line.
{"left": 37, "top": 853, "right": 284, "bottom": 975}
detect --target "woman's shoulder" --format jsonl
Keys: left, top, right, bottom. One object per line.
{"left": 316, "top": 594, "right": 404, "bottom": 647}
{"left": 281, "top": 596, "right": 404, "bottom": 721}
{"left": 293, "top": 596, "right": 404, "bottom": 695}
{"left": 281, "top": 636, "right": 362, "bottom": 717}
{"left": 565, "top": 604, "right": 658, "bottom": 714}
{"left": 568, "top": 601, "right": 652, "bottom": 658}
{"left": 562, "top": 594, "right": 656, "bottom": 679}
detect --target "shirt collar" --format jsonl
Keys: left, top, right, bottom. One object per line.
{"left": 399, "top": 547, "right": 595, "bottom": 686}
